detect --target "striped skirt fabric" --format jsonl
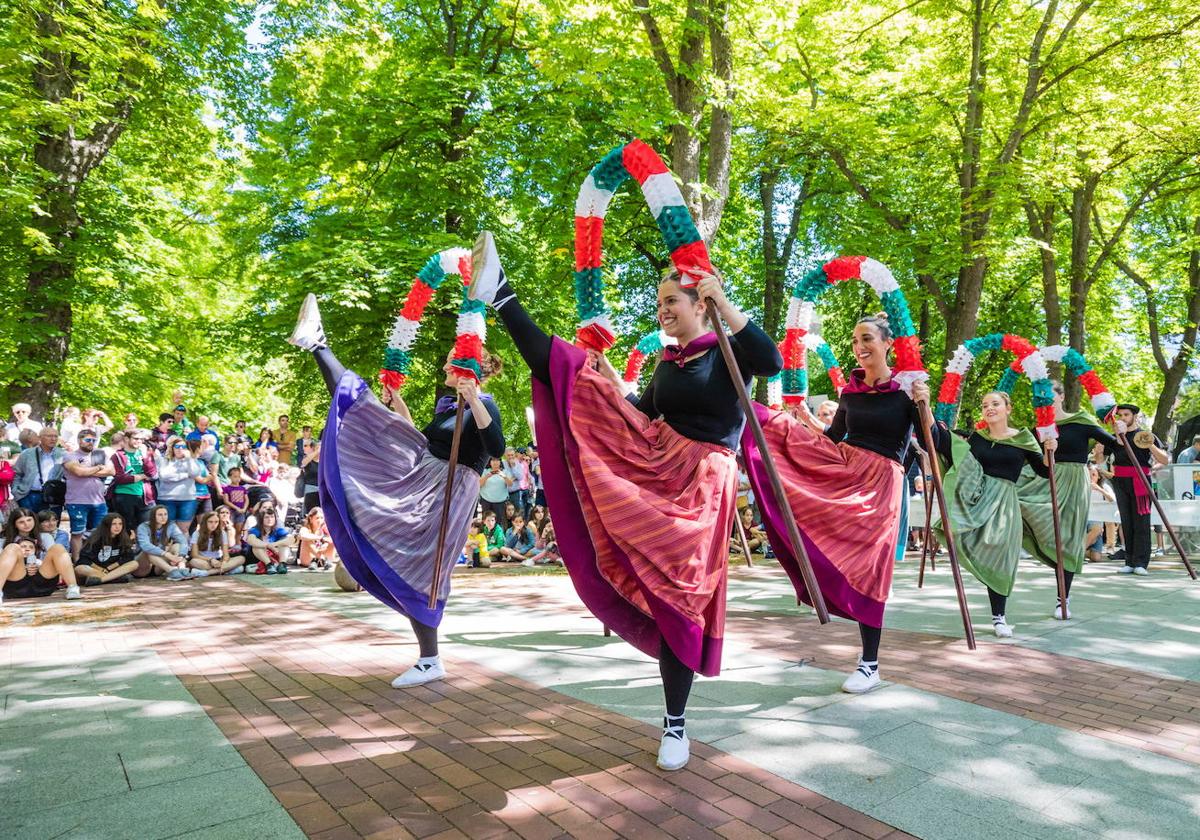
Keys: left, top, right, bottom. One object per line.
{"left": 319, "top": 370, "right": 479, "bottom": 628}
{"left": 742, "top": 405, "right": 903, "bottom": 628}
{"left": 533, "top": 338, "right": 738, "bottom": 677}
{"left": 1016, "top": 461, "right": 1089, "bottom": 574}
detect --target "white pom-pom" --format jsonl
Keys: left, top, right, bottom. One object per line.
{"left": 580, "top": 314, "right": 616, "bottom": 335}
{"left": 802, "top": 332, "right": 823, "bottom": 351}
{"left": 1091, "top": 392, "right": 1115, "bottom": 413}
{"left": 767, "top": 377, "right": 783, "bottom": 408}
{"left": 640, "top": 172, "right": 683, "bottom": 221}
{"left": 860, "top": 258, "right": 899, "bottom": 294}
{"left": 1040, "top": 345, "right": 1068, "bottom": 363}
{"left": 388, "top": 317, "right": 420, "bottom": 350}
{"left": 440, "top": 248, "right": 470, "bottom": 276}
{"left": 575, "top": 175, "right": 614, "bottom": 218}
{"left": 456, "top": 311, "right": 487, "bottom": 339}
{"left": 1021, "top": 352, "right": 1048, "bottom": 383}
{"left": 894, "top": 369, "right": 930, "bottom": 399}
{"left": 947, "top": 346, "right": 974, "bottom": 375}
{"left": 787, "top": 298, "right": 815, "bottom": 332}
{"left": 1036, "top": 424, "right": 1059, "bottom": 442}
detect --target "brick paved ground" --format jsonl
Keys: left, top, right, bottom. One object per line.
{"left": 5, "top": 579, "right": 914, "bottom": 840}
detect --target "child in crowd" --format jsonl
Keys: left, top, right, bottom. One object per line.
{"left": 730, "top": 506, "right": 766, "bottom": 557}
{"left": 189, "top": 510, "right": 242, "bottom": 576}
{"left": 218, "top": 465, "right": 252, "bottom": 542}
{"left": 76, "top": 513, "right": 140, "bottom": 585}
{"left": 245, "top": 506, "right": 295, "bottom": 574}
{"left": 464, "top": 519, "right": 489, "bottom": 568}
{"left": 135, "top": 504, "right": 197, "bottom": 580}
{"left": 480, "top": 510, "right": 505, "bottom": 565}
{"left": 499, "top": 512, "right": 537, "bottom": 565}
{"left": 297, "top": 507, "right": 336, "bottom": 570}
{"left": 528, "top": 519, "right": 560, "bottom": 566}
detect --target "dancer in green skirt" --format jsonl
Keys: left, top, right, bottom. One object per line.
{"left": 934, "top": 392, "right": 1050, "bottom": 638}
{"left": 1014, "top": 380, "right": 1117, "bottom": 619}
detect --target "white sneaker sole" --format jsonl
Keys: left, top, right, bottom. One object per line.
{"left": 287, "top": 293, "right": 323, "bottom": 348}
{"left": 391, "top": 667, "right": 445, "bottom": 689}
{"left": 469, "top": 231, "right": 500, "bottom": 303}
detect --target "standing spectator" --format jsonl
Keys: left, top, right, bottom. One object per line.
{"left": 5, "top": 402, "right": 43, "bottom": 441}
{"left": 479, "top": 456, "right": 509, "bottom": 524}
{"left": 528, "top": 443, "right": 545, "bottom": 508}
{"left": 253, "top": 427, "right": 278, "bottom": 453}
{"left": 58, "top": 407, "right": 82, "bottom": 450}
{"left": 275, "top": 414, "right": 299, "bottom": 465}
{"left": 298, "top": 439, "right": 320, "bottom": 512}
{"left": 298, "top": 507, "right": 337, "bottom": 570}
{"left": 187, "top": 415, "right": 220, "bottom": 453}
{"left": 109, "top": 429, "right": 157, "bottom": 526}
{"left": 245, "top": 506, "right": 295, "bottom": 574}
{"left": 232, "top": 420, "right": 251, "bottom": 447}
{"left": 296, "top": 425, "right": 317, "bottom": 465}
{"left": 0, "top": 441, "right": 17, "bottom": 520}
{"left": 75, "top": 513, "right": 139, "bottom": 585}
{"left": 11, "top": 426, "right": 64, "bottom": 514}
{"left": 502, "top": 447, "right": 530, "bottom": 516}
{"left": 187, "top": 439, "right": 217, "bottom": 527}
{"left": 212, "top": 436, "right": 240, "bottom": 482}
{"left": 170, "top": 403, "right": 194, "bottom": 437}
{"left": 1177, "top": 435, "right": 1200, "bottom": 464}
{"left": 134, "top": 505, "right": 193, "bottom": 579}
{"left": 215, "top": 465, "right": 252, "bottom": 541}
{"left": 121, "top": 412, "right": 139, "bottom": 433}
{"left": 155, "top": 436, "right": 203, "bottom": 533}
{"left": 82, "top": 408, "right": 114, "bottom": 438}
{"left": 62, "top": 428, "right": 114, "bottom": 560}
{"left": 148, "top": 413, "right": 174, "bottom": 455}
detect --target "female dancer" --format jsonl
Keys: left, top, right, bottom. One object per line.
{"left": 1014, "top": 381, "right": 1117, "bottom": 618}
{"left": 469, "top": 231, "right": 782, "bottom": 771}
{"left": 933, "top": 392, "right": 1050, "bottom": 637}
{"left": 747, "top": 315, "right": 933, "bottom": 694}
{"left": 287, "top": 293, "right": 505, "bottom": 687}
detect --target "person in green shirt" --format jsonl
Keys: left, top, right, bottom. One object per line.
{"left": 109, "top": 430, "right": 158, "bottom": 526}
{"left": 170, "top": 404, "right": 195, "bottom": 437}
{"left": 214, "top": 436, "right": 243, "bottom": 483}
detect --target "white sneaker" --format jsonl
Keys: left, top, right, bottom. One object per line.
{"left": 287, "top": 293, "right": 327, "bottom": 350}
{"left": 520, "top": 558, "right": 534, "bottom": 567}
{"left": 65, "top": 584, "right": 82, "bottom": 600}
{"left": 1117, "top": 565, "right": 1134, "bottom": 574}
{"left": 391, "top": 658, "right": 445, "bottom": 688}
{"left": 993, "top": 617, "right": 1014, "bottom": 638}
{"left": 1054, "top": 599, "right": 1071, "bottom": 620}
{"left": 469, "top": 231, "right": 504, "bottom": 306}
{"left": 656, "top": 719, "right": 689, "bottom": 771}
{"left": 841, "top": 662, "right": 881, "bottom": 694}
{"left": 1132, "top": 566, "right": 1148, "bottom": 576}
{"left": 189, "top": 569, "right": 210, "bottom": 578}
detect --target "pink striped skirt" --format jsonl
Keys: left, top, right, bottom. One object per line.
{"left": 533, "top": 338, "right": 738, "bottom": 676}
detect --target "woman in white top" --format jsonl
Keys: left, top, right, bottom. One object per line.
{"left": 188, "top": 510, "right": 243, "bottom": 575}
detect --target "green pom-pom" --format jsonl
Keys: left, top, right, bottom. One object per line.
{"left": 655, "top": 205, "right": 700, "bottom": 253}
{"left": 450, "top": 357, "right": 483, "bottom": 378}
{"left": 591, "top": 146, "right": 630, "bottom": 193}
{"left": 418, "top": 256, "right": 446, "bottom": 289}
{"left": 793, "top": 267, "right": 829, "bottom": 302}
{"left": 574, "top": 267, "right": 606, "bottom": 320}
{"left": 1031, "top": 378, "right": 1055, "bottom": 407}
{"left": 458, "top": 296, "right": 487, "bottom": 315}
{"left": 782, "top": 368, "right": 808, "bottom": 394}
{"left": 383, "top": 347, "right": 412, "bottom": 374}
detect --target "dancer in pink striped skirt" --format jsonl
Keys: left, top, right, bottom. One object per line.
{"left": 469, "top": 231, "right": 781, "bottom": 771}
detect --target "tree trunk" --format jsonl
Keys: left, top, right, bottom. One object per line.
{"left": 1151, "top": 216, "right": 1200, "bottom": 441}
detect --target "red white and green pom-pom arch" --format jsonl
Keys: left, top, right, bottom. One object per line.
{"left": 622, "top": 330, "right": 676, "bottom": 383}
{"left": 767, "top": 333, "right": 847, "bottom": 408}
{"left": 934, "top": 333, "right": 1057, "bottom": 439}
{"left": 994, "top": 345, "right": 1117, "bottom": 419}
{"left": 782, "top": 256, "right": 925, "bottom": 403}
{"left": 574, "top": 139, "right": 714, "bottom": 352}
{"left": 379, "top": 248, "right": 488, "bottom": 390}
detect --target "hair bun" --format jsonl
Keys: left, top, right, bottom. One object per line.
{"left": 874, "top": 311, "right": 888, "bottom": 321}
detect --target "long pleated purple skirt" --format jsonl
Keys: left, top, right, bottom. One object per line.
{"left": 319, "top": 371, "right": 479, "bottom": 627}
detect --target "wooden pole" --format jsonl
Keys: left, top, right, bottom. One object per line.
{"left": 733, "top": 507, "right": 755, "bottom": 567}
{"left": 428, "top": 397, "right": 466, "bottom": 609}
{"left": 1118, "top": 434, "right": 1196, "bottom": 579}
{"left": 918, "top": 450, "right": 934, "bottom": 587}
{"left": 707, "top": 306, "right": 829, "bottom": 623}
{"left": 1045, "top": 451, "right": 1070, "bottom": 618}
{"left": 916, "top": 401, "right": 976, "bottom": 650}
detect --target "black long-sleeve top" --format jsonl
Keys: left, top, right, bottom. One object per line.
{"left": 1102, "top": 427, "right": 1163, "bottom": 468}
{"left": 422, "top": 398, "right": 506, "bottom": 474}
{"left": 1055, "top": 421, "right": 1117, "bottom": 464}
{"left": 937, "top": 429, "right": 1050, "bottom": 482}
{"left": 631, "top": 321, "right": 783, "bottom": 451}
{"left": 824, "top": 387, "right": 933, "bottom": 464}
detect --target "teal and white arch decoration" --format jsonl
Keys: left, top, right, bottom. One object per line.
{"left": 782, "top": 256, "right": 924, "bottom": 404}
{"left": 935, "top": 333, "right": 1057, "bottom": 440}
{"left": 996, "top": 345, "right": 1116, "bottom": 419}
{"left": 379, "top": 248, "right": 487, "bottom": 389}
{"left": 622, "top": 330, "right": 676, "bottom": 383}
{"left": 573, "top": 139, "right": 714, "bottom": 352}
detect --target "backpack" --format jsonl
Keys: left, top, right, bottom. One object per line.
{"left": 37, "top": 452, "right": 66, "bottom": 507}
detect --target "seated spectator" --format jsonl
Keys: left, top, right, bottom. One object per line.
{"left": 11, "top": 426, "right": 64, "bottom": 514}
{"left": 253, "top": 427, "right": 278, "bottom": 453}
{"left": 1, "top": 535, "right": 81, "bottom": 604}
{"left": 730, "top": 506, "right": 766, "bottom": 557}
{"left": 480, "top": 510, "right": 505, "bottom": 565}
{"left": 529, "top": 504, "right": 547, "bottom": 534}
{"left": 148, "top": 413, "right": 174, "bottom": 455}
{"left": 245, "top": 506, "right": 295, "bottom": 574}
{"left": 464, "top": 519, "right": 489, "bottom": 568}
{"left": 63, "top": 428, "right": 114, "bottom": 560}
{"left": 499, "top": 512, "right": 537, "bottom": 565}
{"left": 75, "top": 513, "right": 139, "bottom": 585}
{"left": 135, "top": 505, "right": 195, "bottom": 580}
{"left": 5, "top": 402, "right": 43, "bottom": 442}
{"left": 109, "top": 429, "right": 157, "bottom": 526}
{"left": 216, "top": 465, "right": 253, "bottom": 541}
{"left": 188, "top": 510, "right": 243, "bottom": 576}
{"left": 155, "top": 436, "right": 203, "bottom": 533}
{"left": 215, "top": 505, "right": 251, "bottom": 569}
{"left": 502, "top": 500, "right": 518, "bottom": 531}
{"left": 528, "top": 520, "right": 560, "bottom": 566}
{"left": 297, "top": 507, "right": 337, "bottom": 570}
{"left": 37, "top": 509, "right": 70, "bottom": 553}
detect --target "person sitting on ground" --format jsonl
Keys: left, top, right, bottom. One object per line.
{"left": 528, "top": 519, "right": 561, "bottom": 566}
{"left": 480, "top": 510, "right": 505, "bottom": 565}
{"left": 75, "top": 513, "right": 139, "bottom": 585}
{"left": 135, "top": 504, "right": 197, "bottom": 580}
{"left": 1, "top": 534, "right": 81, "bottom": 604}
{"left": 188, "top": 509, "right": 242, "bottom": 576}
{"left": 36, "top": 509, "right": 70, "bottom": 553}
{"left": 464, "top": 519, "right": 489, "bottom": 568}
{"left": 5, "top": 402, "right": 43, "bottom": 442}
{"left": 214, "top": 506, "right": 251, "bottom": 570}
{"left": 62, "top": 428, "right": 114, "bottom": 560}
{"left": 730, "top": 505, "right": 766, "bottom": 557}
{"left": 498, "top": 512, "right": 537, "bottom": 565}
{"left": 297, "top": 507, "right": 337, "bottom": 570}
{"left": 245, "top": 505, "right": 295, "bottom": 574}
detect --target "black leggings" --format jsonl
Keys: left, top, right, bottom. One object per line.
{"left": 988, "top": 588, "right": 1007, "bottom": 617}
{"left": 493, "top": 291, "right": 552, "bottom": 386}
{"left": 659, "top": 637, "right": 694, "bottom": 718}
{"left": 314, "top": 347, "right": 348, "bottom": 396}
{"left": 859, "top": 622, "right": 881, "bottom": 662}
{"left": 410, "top": 617, "right": 438, "bottom": 658}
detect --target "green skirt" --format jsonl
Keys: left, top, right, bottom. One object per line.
{"left": 934, "top": 435, "right": 1023, "bottom": 597}
{"left": 1015, "top": 461, "right": 1088, "bottom": 574}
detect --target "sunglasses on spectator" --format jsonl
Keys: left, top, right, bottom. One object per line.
{"left": 173, "top": 444, "right": 188, "bottom": 450}
{"left": 81, "top": 437, "right": 97, "bottom": 444}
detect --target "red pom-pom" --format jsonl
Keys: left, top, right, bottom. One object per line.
{"left": 671, "top": 240, "right": 713, "bottom": 286}
{"left": 1001, "top": 334, "right": 1035, "bottom": 358}
{"left": 400, "top": 279, "right": 435, "bottom": 321}
{"left": 574, "top": 216, "right": 604, "bottom": 271}
{"left": 623, "top": 350, "right": 646, "bottom": 383}
{"left": 783, "top": 394, "right": 805, "bottom": 405}
{"left": 829, "top": 367, "right": 847, "bottom": 393}
{"left": 1009, "top": 358, "right": 1024, "bottom": 373}
{"left": 781, "top": 331, "right": 805, "bottom": 368}
{"left": 1035, "top": 405, "right": 1056, "bottom": 427}
{"left": 379, "top": 369, "right": 405, "bottom": 390}
{"left": 1077, "top": 370, "right": 1105, "bottom": 396}
{"left": 938, "top": 372, "right": 963, "bottom": 404}
{"left": 892, "top": 335, "right": 924, "bottom": 372}
{"left": 622, "top": 139, "right": 669, "bottom": 184}
{"left": 823, "top": 256, "right": 867, "bottom": 283}
{"left": 453, "top": 332, "right": 483, "bottom": 361}
{"left": 575, "top": 323, "right": 615, "bottom": 352}
{"left": 457, "top": 254, "right": 472, "bottom": 284}
{"left": 975, "top": 419, "right": 987, "bottom": 430}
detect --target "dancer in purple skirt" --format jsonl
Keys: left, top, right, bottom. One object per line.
{"left": 288, "top": 294, "right": 505, "bottom": 687}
